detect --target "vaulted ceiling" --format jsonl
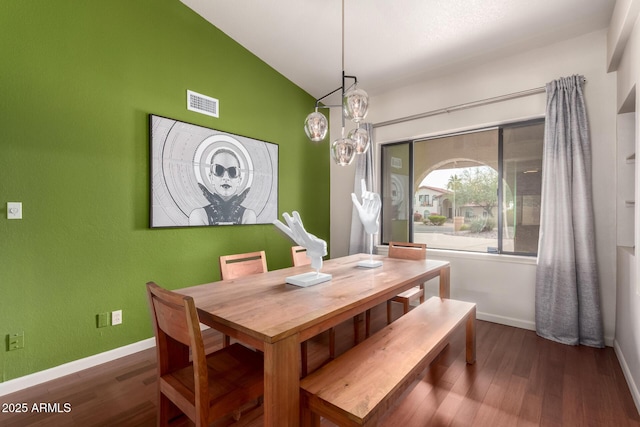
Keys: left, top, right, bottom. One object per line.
{"left": 181, "top": 0, "right": 615, "bottom": 99}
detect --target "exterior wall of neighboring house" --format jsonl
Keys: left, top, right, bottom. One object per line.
{"left": 413, "top": 186, "right": 498, "bottom": 221}
{"left": 414, "top": 186, "right": 447, "bottom": 218}
{"left": 434, "top": 197, "right": 495, "bottom": 220}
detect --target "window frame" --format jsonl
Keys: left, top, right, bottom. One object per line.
{"left": 379, "top": 140, "right": 413, "bottom": 244}
{"left": 379, "top": 118, "right": 544, "bottom": 257}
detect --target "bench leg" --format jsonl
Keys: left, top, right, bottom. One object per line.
{"left": 466, "top": 306, "right": 476, "bottom": 364}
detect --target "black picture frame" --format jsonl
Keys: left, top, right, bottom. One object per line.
{"left": 150, "top": 114, "right": 278, "bottom": 228}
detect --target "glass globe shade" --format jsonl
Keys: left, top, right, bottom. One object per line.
{"left": 331, "top": 136, "right": 356, "bottom": 166}
{"left": 304, "top": 111, "right": 328, "bottom": 142}
{"left": 343, "top": 87, "right": 369, "bottom": 122}
{"left": 347, "top": 126, "right": 370, "bottom": 154}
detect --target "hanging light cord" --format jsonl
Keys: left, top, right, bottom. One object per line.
{"left": 342, "top": 0, "right": 345, "bottom": 73}
{"left": 341, "top": 0, "right": 346, "bottom": 133}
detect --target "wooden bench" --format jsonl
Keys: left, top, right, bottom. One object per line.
{"left": 300, "top": 297, "right": 476, "bottom": 427}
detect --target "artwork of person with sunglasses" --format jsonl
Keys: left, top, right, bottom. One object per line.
{"left": 188, "top": 148, "right": 257, "bottom": 225}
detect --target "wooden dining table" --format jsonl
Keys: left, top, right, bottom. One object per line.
{"left": 177, "top": 253, "right": 450, "bottom": 427}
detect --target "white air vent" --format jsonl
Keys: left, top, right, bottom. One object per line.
{"left": 187, "top": 90, "right": 219, "bottom": 118}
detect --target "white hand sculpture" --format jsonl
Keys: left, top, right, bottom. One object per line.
{"left": 351, "top": 179, "right": 381, "bottom": 235}
{"left": 273, "top": 211, "right": 327, "bottom": 271}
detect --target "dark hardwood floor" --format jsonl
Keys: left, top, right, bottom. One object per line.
{"left": 1, "top": 303, "right": 638, "bottom": 427}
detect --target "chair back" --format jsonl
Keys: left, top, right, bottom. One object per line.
{"left": 219, "top": 250, "right": 267, "bottom": 280}
{"left": 145, "top": 282, "right": 208, "bottom": 405}
{"left": 388, "top": 242, "right": 427, "bottom": 260}
{"left": 291, "top": 246, "right": 311, "bottom": 267}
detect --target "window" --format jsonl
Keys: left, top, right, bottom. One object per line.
{"left": 380, "top": 120, "right": 544, "bottom": 256}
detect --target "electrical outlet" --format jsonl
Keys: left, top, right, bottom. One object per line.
{"left": 112, "top": 310, "right": 122, "bottom": 326}
{"left": 97, "top": 312, "right": 109, "bottom": 328}
{"left": 7, "top": 332, "right": 24, "bottom": 351}
{"left": 7, "top": 202, "right": 22, "bottom": 219}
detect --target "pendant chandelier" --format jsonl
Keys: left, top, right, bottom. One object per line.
{"left": 303, "top": 0, "right": 371, "bottom": 166}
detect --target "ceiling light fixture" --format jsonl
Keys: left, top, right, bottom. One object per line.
{"left": 303, "top": 0, "right": 371, "bottom": 166}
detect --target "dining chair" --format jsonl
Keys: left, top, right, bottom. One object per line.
{"left": 291, "top": 245, "right": 310, "bottom": 268}
{"left": 146, "top": 282, "right": 263, "bottom": 426}
{"left": 218, "top": 250, "right": 268, "bottom": 347}
{"left": 386, "top": 242, "right": 427, "bottom": 324}
{"left": 291, "top": 246, "right": 336, "bottom": 377}
{"left": 219, "top": 250, "right": 267, "bottom": 281}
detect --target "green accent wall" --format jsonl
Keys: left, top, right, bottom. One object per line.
{"left": 0, "top": 0, "right": 329, "bottom": 382}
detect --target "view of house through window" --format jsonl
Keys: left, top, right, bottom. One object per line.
{"left": 381, "top": 120, "right": 544, "bottom": 255}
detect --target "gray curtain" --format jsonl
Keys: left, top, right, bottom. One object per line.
{"left": 349, "top": 123, "right": 375, "bottom": 254}
{"left": 535, "top": 75, "right": 604, "bottom": 347}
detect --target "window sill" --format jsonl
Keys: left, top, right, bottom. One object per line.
{"left": 376, "top": 245, "right": 537, "bottom": 266}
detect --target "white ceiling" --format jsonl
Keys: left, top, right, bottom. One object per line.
{"left": 180, "top": 0, "right": 615, "bottom": 100}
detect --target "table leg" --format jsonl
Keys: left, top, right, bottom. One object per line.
{"left": 466, "top": 306, "right": 476, "bottom": 364}
{"left": 264, "top": 334, "right": 300, "bottom": 427}
{"left": 439, "top": 265, "right": 451, "bottom": 299}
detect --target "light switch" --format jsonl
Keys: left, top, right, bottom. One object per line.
{"left": 7, "top": 202, "right": 22, "bottom": 219}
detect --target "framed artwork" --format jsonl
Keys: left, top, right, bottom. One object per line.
{"left": 150, "top": 114, "right": 278, "bottom": 227}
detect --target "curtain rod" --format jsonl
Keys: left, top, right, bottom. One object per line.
{"left": 373, "top": 78, "right": 586, "bottom": 129}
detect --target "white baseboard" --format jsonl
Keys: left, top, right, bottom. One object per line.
{"left": 475, "top": 312, "right": 614, "bottom": 347}
{"left": 476, "top": 311, "right": 536, "bottom": 331}
{"left": 614, "top": 339, "right": 640, "bottom": 415}
{"left": 0, "top": 338, "right": 155, "bottom": 397}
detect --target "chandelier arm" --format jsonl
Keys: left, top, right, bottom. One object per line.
{"left": 343, "top": 75, "right": 358, "bottom": 84}
{"left": 316, "top": 104, "right": 342, "bottom": 109}
{"left": 314, "top": 86, "right": 344, "bottom": 108}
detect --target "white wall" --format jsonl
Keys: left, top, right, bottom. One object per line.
{"left": 330, "top": 29, "right": 618, "bottom": 345}
{"left": 616, "top": 247, "right": 640, "bottom": 410}
{"left": 609, "top": 0, "right": 640, "bottom": 413}
{"left": 377, "top": 246, "right": 537, "bottom": 330}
